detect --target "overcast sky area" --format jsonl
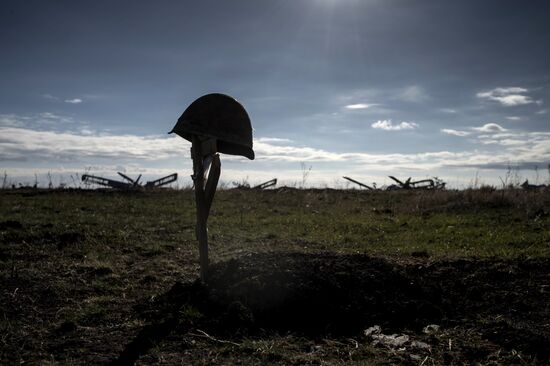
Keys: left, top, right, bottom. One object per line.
{"left": 1, "top": 0, "right": 550, "bottom": 188}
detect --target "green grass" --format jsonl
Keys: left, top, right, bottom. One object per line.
{"left": 1, "top": 188, "right": 549, "bottom": 280}
{"left": 0, "top": 187, "right": 549, "bottom": 364}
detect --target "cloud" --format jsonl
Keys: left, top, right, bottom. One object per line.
{"left": 476, "top": 87, "right": 534, "bottom": 106}
{"left": 472, "top": 123, "right": 507, "bottom": 133}
{"left": 446, "top": 161, "right": 550, "bottom": 170}
{"left": 344, "top": 103, "right": 378, "bottom": 110}
{"left": 420, "top": 123, "right": 549, "bottom": 170}
{"left": 256, "top": 137, "right": 293, "bottom": 144}
{"left": 42, "top": 95, "right": 83, "bottom": 104}
{"left": 476, "top": 130, "right": 550, "bottom": 144}
{"left": 1, "top": 109, "right": 549, "bottom": 187}
{"left": 536, "top": 109, "right": 547, "bottom": 115}
{"left": 0, "top": 114, "right": 30, "bottom": 127}
{"left": 1, "top": 125, "right": 549, "bottom": 187}
{"left": 439, "top": 108, "right": 457, "bottom": 114}
{"left": 42, "top": 94, "right": 59, "bottom": 101}
{"left": 470, "top": 130, "right": 550, "bottom": 170}
{"left": 441, "top": 128, "right": 470, "bottom": 137}
{"left": 506, "top": 116, "right": 521, "bottom": 121}
{"left": 38, "top": 112, "right": 74, "bottom": 122}
{"left": 371, "top": 120, "right": 418, "bottom": 131}
{"left": 443, "top": 123, "right": 520, "bottom": 138}
{"left": 0, "top": 112, "right": 86, "bottom": 131}
{"left": 254, "top": 135, "right": 550, "bottom": 172}
{"left": 0, "top": 126, "right": 188, "bottom": 162}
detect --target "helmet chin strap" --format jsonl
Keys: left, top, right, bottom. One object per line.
{"left": 191, "top": 137, "right": 217, "bottom": 184}
{"left": 202, "top": 155, "right": 213, "bottom": 182}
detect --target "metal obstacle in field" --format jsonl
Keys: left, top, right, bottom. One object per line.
{"left": 82, "top": 172, "right": 178, "bottom": 189}
{"left": 342, "top": 176, "right": 375, "bottom": 190}
{"left": 387, "top": 176, "right": 446, "bottom": 190}
{"left": 253, "top": 178, "right": 277, "bottom": 190}
{"left": 170, "top": 93, "right": 254, "bottom": 281}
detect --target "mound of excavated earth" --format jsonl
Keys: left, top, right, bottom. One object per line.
{"left": 118, "top": 252, "right": 550, "bottom": 364}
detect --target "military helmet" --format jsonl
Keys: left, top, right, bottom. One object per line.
{"left": 170, "top": 93, "right": 254, "bottom": 160}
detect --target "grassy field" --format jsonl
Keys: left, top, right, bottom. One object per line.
{"left": 1, "top": 188, "right": 549, "bottom": 365}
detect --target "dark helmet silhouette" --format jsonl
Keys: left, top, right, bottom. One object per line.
{"left": 170, "top": 93, "right": 254, "bottom": 160}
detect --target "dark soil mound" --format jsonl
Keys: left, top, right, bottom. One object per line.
{"left": 117, "top": 252, "right": 550, "bottom": 365}
{"left": 203, "top": 252, "right": 442, "bottom": 334}
{"left": 137, "top": 253, "right": 442, "bottom": 337}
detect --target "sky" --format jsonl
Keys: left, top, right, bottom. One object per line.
{"left": 1, "top": 0, "right": 550, "bottom": 188}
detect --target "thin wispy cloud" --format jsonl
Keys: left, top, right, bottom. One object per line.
{"left": 476, "top": 87, "right": 534, "bottom": 107}
{"left": 441, "top": 128, "right": 470, "bottom": 137}
{"left": 475, "top": 131, "right": 550, "bottom": 158}
{"left": 0, "top": 114, "right": 29, "bottom": 127}
{"left": 371, "top": 120, "right": 418, "bottom": 131}
{"left": 441, "top": 123, "right": 509, "bottom": 137}
{"left": 344, "top": 103, "right": 378, "bottom": 110}
{"left": 256, "top": 137, "right": 293, "bottom": 144}
{"left": 42, "top": 94, "right": 59, "bottom": 101}
{"left": 0, "top": 112, "right": 87, "bottom": 132}
{"left": 437, "top": 123, "right": 550, "bottom": 169}
{"left": 41, "top": 94, "right": 83, "bottom": 104}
